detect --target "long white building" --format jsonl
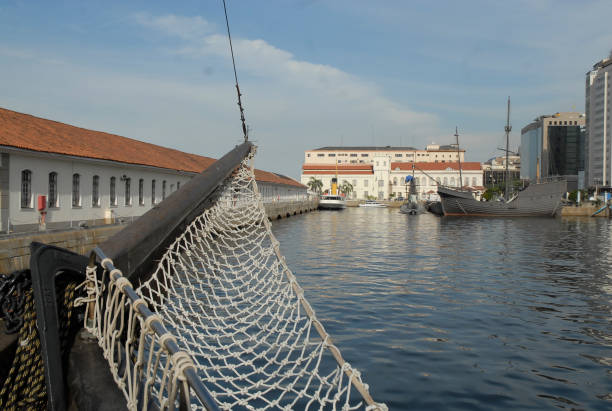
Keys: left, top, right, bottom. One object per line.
{"left": 585, "top": 56, "right": 612, "bottom": 186}
{"left": 0, "top": 108, "right": 306, "bottom": 233}
{"left": 301, "top": 158, "right": 483, "bottom": 201}
{"left": 304, "top": 145, "right": 465, "bottom": 165}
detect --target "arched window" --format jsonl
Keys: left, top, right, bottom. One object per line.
{"left": 177, "top": 181, "right": 180, "bottom": 191}
{"left": 450, "top": 177, "right": 455, "bottom": 186}
{"left": 124, "top": 178, "right": 131, "bottom": 206}
{"left": 151, "top": 180, "right": 156, "bottom": 204}
{"left": 472, "top": 177, "right": 477, "bottom": 186}
{"left": 162, "top": 180, "right": 167, "bottom": 200}
{"left": 436, "top": 177, "right": 441, "bottom": 185}
{"left": 72, "top": 173, "right": 81, "bottom": 207}
{"left": 110, "top": 177, "right": 117, "bottom": 206}
{"left": 21, "top": 170, "right": 32, "bottom": 209}
{"left": 139, "top": 179, "right": 144, "bottom": 205}
{"left": 48, "top": 172, "right": 58, "bottom": 208}
{"left": 393, "top": 177, "right": 397, "bottom": 186}
{"left": 443, "top": 177, "right": 448, "bottom": 186}
{"left": 464, "top": 177, "right": 469, "bottom": 187}
{"left": 92, "top": 175, "right": 100, "bottom": 207}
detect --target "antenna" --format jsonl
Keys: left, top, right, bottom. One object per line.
{"left": 454, "top": 126, "right": 463, "bottom": 190}
{"left": 504, "top": 97, "right": 511, "bottom": 200}
{"left": 222, "top": 0, "right": 248, "bottom": 142}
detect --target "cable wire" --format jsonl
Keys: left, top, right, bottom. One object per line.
{"left": 222, "top": 0, "right": 248, "bottom": 142}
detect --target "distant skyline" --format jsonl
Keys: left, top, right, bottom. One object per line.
{"left": 1, "top": 0, "right": 611, "bottom": 179}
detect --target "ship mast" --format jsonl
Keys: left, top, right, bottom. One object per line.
{"left": 455, "top": 126, "right": 463, "bottom": 190}
{"left": 504, "top": 97, "right": 511, "bottom": 201}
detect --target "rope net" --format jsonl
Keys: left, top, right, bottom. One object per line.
{"left": 138, "top": 147, "right": 383, "bottom": 410}
{"left": 82, "top": 146, "right": 384, "bottom": 410}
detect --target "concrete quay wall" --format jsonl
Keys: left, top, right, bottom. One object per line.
{"left": 0, "top": 199, "right": 318, "bottom": 274}
{"left": 561, "top": 204, "right": 606, "bottom": 217}
{"left": 264, "top": 199, "right": 318, "bottom": 220}
{"left": 0, "top": 224, "right": 125, "bottom": 274}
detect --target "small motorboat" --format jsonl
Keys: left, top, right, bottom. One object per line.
{"left": 319, "top": 194, "right": 346, "bottom": 210}
{"left": 359, "top": 200, "right": 387, "bottom": 208}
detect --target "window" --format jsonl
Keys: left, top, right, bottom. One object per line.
{"left": 450, "top": 177, "right": 455, "bottom": 186}
{"left": 350, "top": 154, "right": 357, "bottom": 157}
{"left": 48, "top": 172, "right": 58, "bottom": 208}
{"left": 361, "top": 154, "right": 369, "bottom": 157}
{"left": 395, "top": 154, "right": 402, "bottom": 157}
{"left": 92, "top": 175, "right": 100, "bottom": 207}
{"left": 472, "top": 177, "right": 477, "bottom": 186}
{"left": 378, "top": 180, "right": 384, "bottom": 187}
{"left": 307, "top": 154, "right": 311, "bottom": 157}
{"left": 72, "top": 173, "right": 81, "bottom": 207}
{"left": 443, "top": 177, "right": 448, "bottom": 185}
{"left": 162, "top": 180, "right": 167, "bottom": 200}
{"left": 110, "top": 177, "right": 117, "bottom": 206}
{"left": 464, "top": 177, "right": 469, "bottom": 186}
{"left": 21, "top": 170, "right": 32, "bottom": 209}
{"left": 352, "top": 179, "right": 357, "bottom": 186}
{"left": 393, "top": 177, "right": 398, "bottom": 185}
{"left": 364, "top": 180, "right": 368, "bottom": 187}
{"left": 124, "top": 178, "right": 131, "bottom": 206}
{"left": 177, "top": 181, "right": 180, "bottom": 190}
{"left": 151, "top": 180, "right": 156, "bottom": 204}
{"left": 139, "top": 179, "right": 144, "bottom": 205}
{"left": 317, "top": 154, "right": 325, "bottom": 157}
{"left": 328, "top": 154, "right": 336, "bottom": 157}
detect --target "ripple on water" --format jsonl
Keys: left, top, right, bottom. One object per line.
{"left": 271, "top": 209, "right": 612, "bottom": 410}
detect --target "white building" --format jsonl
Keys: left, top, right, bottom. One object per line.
{"left": 301, "top": 160, "right": 483, "bottom": 200}
{"left": 585, "top": 55, "right": 612, "bottom": 186}
{"left": 304, "top": 145, "right": 465, "bottom": 165}
{"left": 0, "top": 108, "right": 306, "bottom": 233}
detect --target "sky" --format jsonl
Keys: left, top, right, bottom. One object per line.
{"left": 1, "top": 0, "right": 611, "bottom": 179}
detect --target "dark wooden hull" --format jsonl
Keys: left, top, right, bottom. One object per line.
{"left": 438, "top": 180, "right": 567, "bottom": 217}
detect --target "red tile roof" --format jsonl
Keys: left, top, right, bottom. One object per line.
{"left": 0, "top": 107, "right": 304, "bottom": 188}
{"left": 302, "top": 164, "right": 373, "bottom": 171}
{"left": 390, "top": 162, "right": 481, "bottom": 171}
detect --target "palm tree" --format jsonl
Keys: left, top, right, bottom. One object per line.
{"left": 307, "top": 177, "right": 323, "bottom": 194}
{"left": 340, "top": 180, "right": 354, "bottom": 198}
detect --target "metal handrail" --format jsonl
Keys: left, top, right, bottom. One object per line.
{"left": 89, "top": 246, "right": 220, "bottom": 411}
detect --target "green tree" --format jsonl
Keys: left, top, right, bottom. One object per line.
{"left": 340, "top": 180, "right": 354, "bottom": 198}
{"left": 307, "top": 177, "right": 323, "bottom": 194}
{"left": 482, "top": 187, "right": 502, "bottom": 201}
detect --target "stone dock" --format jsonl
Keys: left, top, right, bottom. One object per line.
{"left": 0, "top": 199, "right": 318, "bottom": 274}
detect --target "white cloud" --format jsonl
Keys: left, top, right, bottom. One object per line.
{"left": 135, "top": 13, "right": 439, "bottom": 137}
{"left": 134, "top": 13, "right": 214, "bottom": 40}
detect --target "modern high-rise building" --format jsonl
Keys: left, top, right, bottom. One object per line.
{"left": 585, "top": 56, "right": 612, "bottom": 186}
{"left": 520, "top": 112, "right": 585, "bottom": 184}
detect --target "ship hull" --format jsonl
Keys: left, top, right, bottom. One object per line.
{"left": 438, "top": 180, "right": 567, "bottom": 217}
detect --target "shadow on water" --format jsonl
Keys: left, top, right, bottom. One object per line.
{"left": 271, "top": 209, "right": 612, "bottom": 410}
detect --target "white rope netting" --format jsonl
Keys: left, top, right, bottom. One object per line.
{"left": 133, "top": 148, "right": 385, "bottom": 410}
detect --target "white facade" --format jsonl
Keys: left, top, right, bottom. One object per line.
{"left": 301, "top": 154, "right": 483, "bottom": 201}
{"left": 585, "top": 56, "right": 612, "bottom": 186}
{"left": 2, "top": 148, "right": 192, "bottom": 232}
{"left": 1, "top": 148, "right": 307, "bottom": 233}
{"left": 304, "top": 145, "right": 465, "bottom": 165}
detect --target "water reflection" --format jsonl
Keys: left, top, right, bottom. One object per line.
{"left": 272, "top": 209, "right": 612, "bottom": 410}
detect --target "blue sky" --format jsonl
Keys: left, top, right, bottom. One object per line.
{"left": 1, "top": 0, "right": 611, "bottom": 179}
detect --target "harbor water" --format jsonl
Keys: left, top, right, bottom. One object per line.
{"left": 271, "top": 208, "right": 612, "bottom": 410}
